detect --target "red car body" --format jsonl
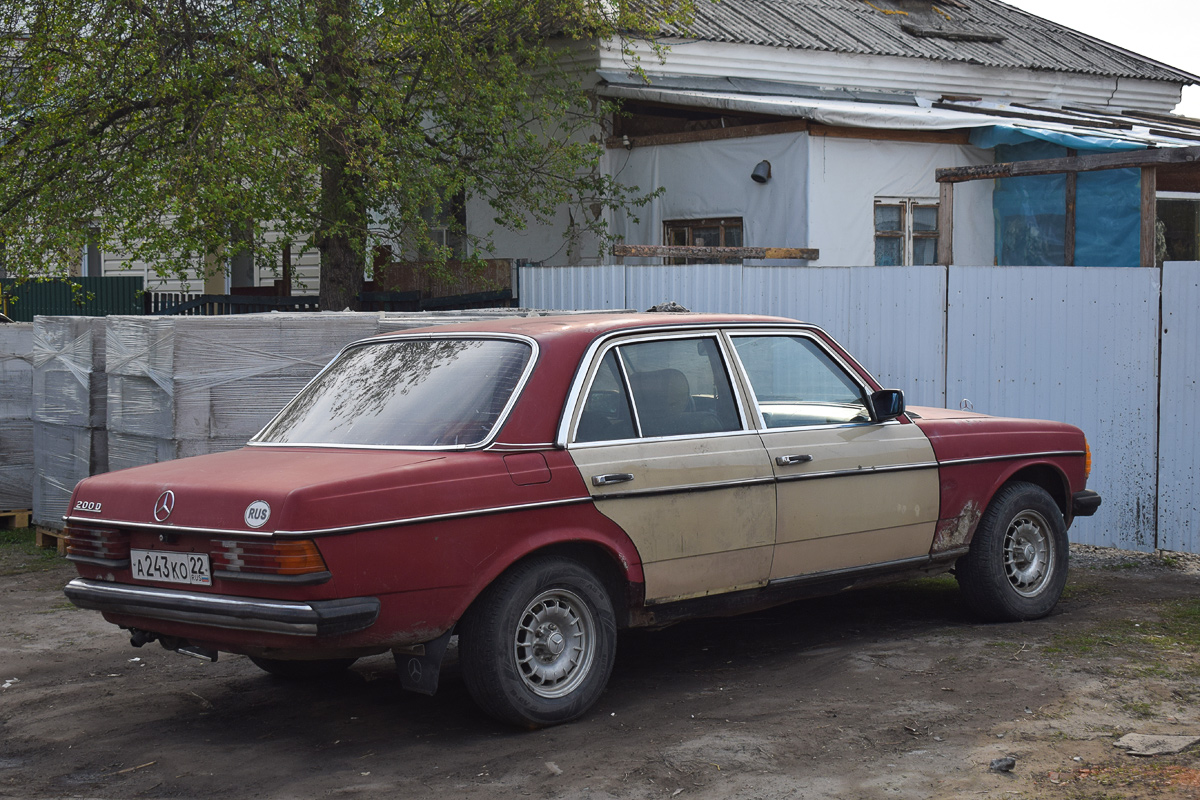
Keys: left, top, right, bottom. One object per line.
{"left": 63, "top": 313, "right": 1099, "bottom": 725}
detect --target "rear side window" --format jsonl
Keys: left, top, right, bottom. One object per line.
{"left": 575, "top": 337, "right": 741, "bottom": 442}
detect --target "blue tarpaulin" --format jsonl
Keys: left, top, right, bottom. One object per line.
{"left": 969, "top": 126, "right": 1146, "bottom": 267}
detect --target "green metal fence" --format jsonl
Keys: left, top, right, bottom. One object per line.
{"left": 0, "top": 277, "right": 144, "bottom": 321}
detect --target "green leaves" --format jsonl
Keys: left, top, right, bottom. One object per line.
{"left": 0, "top": 0, "right": 690, "bottom": 306}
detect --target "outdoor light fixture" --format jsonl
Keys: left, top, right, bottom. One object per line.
{"left": 621, "top": 134, "right": 632, "bottom": 150}
{"left": 751, "top": 160, "right": 772, "bottom": 183}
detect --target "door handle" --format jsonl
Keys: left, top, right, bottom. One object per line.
{"left": 776, "top": 454, "right": 814, "bottom": 466}
{"left": 592, "top": 473, "right": 634, "bottom": 486}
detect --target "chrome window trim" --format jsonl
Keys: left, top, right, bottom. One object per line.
{"left": 563, "top": 329, "right": 751, "bottom": 448}
{"left": 554, "top": 321, "right": 808, "bottom": 447}
{"left": 247, "top": 332, "right": 540, "bottom": 452}
{"left": 723, "top": 328, "right": 880, "bottom": 432}
{"left": 567, "top": 428, "right": 767, "bottom": 450}
{"left": 613, "top": 348, "right": 643, "bottom": 437}
{"left": 591, "top": 475, "right": 777, "bottom": 500}
{"left": 775, "top": 461, "right": 939, "bottom": 483}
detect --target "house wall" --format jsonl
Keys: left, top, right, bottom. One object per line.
{"left": 807, "top": 136, "right": 994, "bottom": 266}
{"left": 608, "top": 132, "right": 812, "bottom": 266}
{"left": 100, "top": 232, "right": 322, "bottom": 296}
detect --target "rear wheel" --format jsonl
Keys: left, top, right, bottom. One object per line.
{"left": 956, "top": 482, "right": 1069, "bottom": 622}
{"left": 459, "top": 556, "right": 616, "bottom": 728}
{"left": 249, "top": 656, "right": 358, "bottom": 679}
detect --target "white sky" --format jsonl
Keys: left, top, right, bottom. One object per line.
{"left": 1002, "top": 0, "right": 1200, "bottom": 118}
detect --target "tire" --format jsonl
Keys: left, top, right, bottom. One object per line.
{"left": 458, "top": 556, "right": 617, "bottom": 728}
{"left": 956, "top": 481, "right": 1069, "bottom": 622}
{"left": 249, "top": 656, "right": 358, "bottom": 679}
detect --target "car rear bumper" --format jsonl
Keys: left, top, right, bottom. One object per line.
{"left": 64, "top": 578, "right": 380, "bottom": 637}
{"left": 1072, "top": 490, "right": 1102, "bottom": 518}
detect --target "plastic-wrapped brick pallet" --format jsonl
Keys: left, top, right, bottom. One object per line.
{"left": 105, "top": 313, "right": 390, "bottom": 470}
{"left": 0, "top": 323, "right": 34, "bottom": 510}
{"left": 102, "top": 309, "right": 552, "bottom": 472}
{"left": 31, "top": 316, "right": 108, "bottom": 529}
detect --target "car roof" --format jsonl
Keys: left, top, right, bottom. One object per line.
{"left": 378, "top": 312, "right": 809, "bottom": 344}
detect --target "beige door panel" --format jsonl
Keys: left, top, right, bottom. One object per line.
{"left": 570, "top": 434, "right": 775, "bottom": 603}
{"left": 642, "top": 546, "right": 774, "bottom": 604}
{"left": 773, "top": 523, "right": 935, "bottom": 577}
{"left": 766, "top": 423, "right": 939, "bottom": 580}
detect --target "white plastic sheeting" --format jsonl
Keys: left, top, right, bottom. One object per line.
{"left": 31, "top": 317, "right": 109, "bottom": 529}
{"left": 806, "top": 136, "right": 994, "bottom": 267}
{"left": 608, "top": 132, "right": 812, "bottom": 266}
{"left": 1158, "top": 262, "right": 1200, "bottom": 553}
{"left": 0, "top": 323, "right": 33, "bottom": 509}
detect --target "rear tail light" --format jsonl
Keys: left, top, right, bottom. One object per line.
{"left": 211, "top": 539, "right": 328, "bottom": 577}
{"left": 65, "top": 526, "right": 131, "bottom": 566}
{"left": 1084, "top": 439, "right": 1092, "bottom": 479}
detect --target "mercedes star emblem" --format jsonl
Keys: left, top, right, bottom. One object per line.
{"left": 154, "top": 490, "right": 175, "bottom": 522}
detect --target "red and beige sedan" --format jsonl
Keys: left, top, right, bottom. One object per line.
{"left": 63, "top": 313, "right": 1100, "bottom": 726}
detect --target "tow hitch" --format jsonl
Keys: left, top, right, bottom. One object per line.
{"left": 128, "top": 627, "right": 219, "bottom": 662}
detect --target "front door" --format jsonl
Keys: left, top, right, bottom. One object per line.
{"left": 726, "top": 332, "right": 939, "bottom": 580}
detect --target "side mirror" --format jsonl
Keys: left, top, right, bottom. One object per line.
{"left": 869, "top": 388, "right": 905, "bottom": 422}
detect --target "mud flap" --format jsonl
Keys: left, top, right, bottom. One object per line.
{"left": 394, "top": 629, "right": 454, "bottom": 696}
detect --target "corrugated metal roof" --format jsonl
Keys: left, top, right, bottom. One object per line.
{"left": 655, "top": 0, "right": 1198, "bottom": 85}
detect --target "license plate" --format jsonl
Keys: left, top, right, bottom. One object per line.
{"left": 131, "top": 549, "right": 212, "bottom": 586}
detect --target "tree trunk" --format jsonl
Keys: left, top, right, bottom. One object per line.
{"left": 316, "top": 0, "right": 366, "bottom": 312}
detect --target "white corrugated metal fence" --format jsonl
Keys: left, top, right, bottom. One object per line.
{"left": 520, "top": 261, "right": 1199, "bottom": 553}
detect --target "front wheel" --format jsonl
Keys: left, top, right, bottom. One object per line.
{"left": 956, "top": 482, "right": 1069, "bottom": 622}
{"left": 459, "top": 556, "right": 617, "bottom": 728}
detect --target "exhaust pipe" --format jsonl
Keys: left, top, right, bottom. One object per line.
{"left": 126, "top": 628, "right": 218, "bottom": 662}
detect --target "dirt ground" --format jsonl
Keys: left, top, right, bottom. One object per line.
{"left": 5, "top": 542, "right": 1200, "bottom": 800}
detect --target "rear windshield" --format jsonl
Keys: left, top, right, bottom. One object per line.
{"left": 253, "top": 337, "right": 533, "bottom": 447}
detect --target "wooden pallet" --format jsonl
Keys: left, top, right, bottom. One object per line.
{"left": 0, "top": 509, "right": 32, "bottom": 530}
{"left": 35, "top": 526, "right": 67, "bottom": 555}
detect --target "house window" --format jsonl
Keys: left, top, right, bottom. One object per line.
{"left": 663, "top": 217, "right": 744, "bottom": 264}
{"left": 1159, "top": 197, "right": 1200, "bottom": 262}
{"left": 874, "top": 200, "right": 939, "bottom": 266}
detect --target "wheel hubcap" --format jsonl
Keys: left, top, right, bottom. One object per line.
{"left": 1004, "top": 510, "right": 1054, "bottom": 597}
{"left": 514, "top": 589, "right": 595, "bottom": 699}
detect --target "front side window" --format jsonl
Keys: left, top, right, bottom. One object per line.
{"left": 574, "top": 337, "right": 741, "bottom": 441}
{"left": 731, "top": 335, "right": 870, "bottom": 428}
{"left": 874, "top": 199, "right": 939, "bottom": 266}
{"left": 254, "top": 338, "right": 532, "bottom": 447}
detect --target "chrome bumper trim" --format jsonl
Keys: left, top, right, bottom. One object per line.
{"left": 63, "top": 578, "right": 379, "bottom": 637}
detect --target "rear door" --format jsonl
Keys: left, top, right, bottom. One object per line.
{"left": 566, "top": 332, "right": 776, "bottom": 604}
{"left": 726, "top": 331, "right": 939, "bottom": 580}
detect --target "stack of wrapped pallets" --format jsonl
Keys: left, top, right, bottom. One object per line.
{"left": 104, "top": 313, "right": 389, "bottom": 470}
{"left": 0, "top": 322, "right": 34, "bottom": 526}
{"left": 31, "top": 317, "right": 108, "bottom": 535}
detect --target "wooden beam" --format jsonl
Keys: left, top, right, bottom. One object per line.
{"left": 807, "top": 123, "right": 971, "bottom": 145}
{"left": 1141, "top": 166, "right": 1157, "bottom": 269}
{"left": 613, "top": 245, "right": 818, "bottom": 261}
{"left": 937, "top": 145, "right": 1200, "bottom": 183}
{"left": 605, "top": 119, "right": 972, "bottom": 149}
{"left": 1064, "top": 170, "right": 1077, "bottom": 267}
{"left": 937, "top": 182, "right": 954, "bottom": 266}
{"left": 605, "top": 120, "right": 809, "bottom": 149}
